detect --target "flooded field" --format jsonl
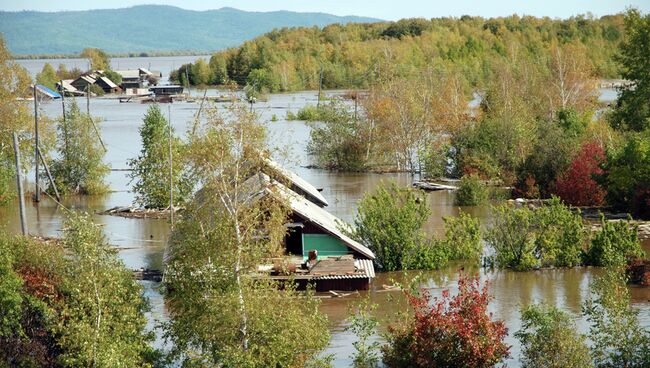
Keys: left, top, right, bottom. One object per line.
{"left": 1, "top": 80, "right": 648, "bottom": 366}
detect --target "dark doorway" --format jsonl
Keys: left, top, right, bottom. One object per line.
{"left": 285, "top": 226, "right": 303, "bottom": 256}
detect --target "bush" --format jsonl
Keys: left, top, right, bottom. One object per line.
{"left": 402, "top": 239, "right": 450, "bottom": 270}
{"left": 486, "top": 197, "right": 587, "bottom": 270}
{"left": 555, "top": 141, "right": 607, "bottom": 206}
{"left": 346, "top": 298, "right": 381, "bottom": 368}
{"left": 455, "top": 174, "right": 488, "bottom": 206}
{"left": 516, "top": 304, "right": 593, "bottom": 368}
{"left": 354, "top": 182, "right": 430, "bottom": 271}
{"left": 443, "top": 212, "right": 482, "bottom": 261}
{"left": 587, "top": 217, "right": 644, "bottom": 267}
{"left": 382, "top": 274, "right": 509, "bottom": 368}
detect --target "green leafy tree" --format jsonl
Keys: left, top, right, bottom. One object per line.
{"left": 128, "top": 104, "right": 189, "bottom": 209}
{"left": 516, "top": 304, "right": 593, "bottom": 368}
{"left": 346, "top": 298, "right": 381, "bottom": 368}
{"left": 163, "top": 105, "right": 330, "bottom": 367}
{"left": 103, "top": 69, "right": 122, "bottom": 85}
{"left": 307, "top": 102, "right": 368, "bottom": 171}
{"left": 600, "top": 131, "right": 650, "bottom": 218}
{"left": 610, "top": 9, "right": 650, "bottom": 131}
{"left": 0, "top": 36, "right": 53, "bottom": 205}
{"left": 80, "top": 48, "right": 110, "bottom": 70}
{"left": 587, "top": 216, "right": 644, "bottom": 267}
{"left": 36, "top": 62, "right": 58, "bottom": 89}
{"left": 354, "top": 181, "right": 434, "bottom": 271}
{"left": 55, "top": 213, "right": 157, "bottom": 367}
{"left": 50, "top": 99, "right": 109, "bottom": 194}
{"left": 486, "top": 198, "right": 586, "bottom": 270}
{"left": 583, "top": 268, "right": 650, "bottom": 367}
{"left": 444, "top": 212, "right": 482, "bottom": 262}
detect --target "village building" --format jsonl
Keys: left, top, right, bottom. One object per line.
{"left": 115, "top": 68, "right": 162, "bottom": 90}
{"left": 247, "top": 172, "right": 375, "bottom": 291}
{"left": 70, "top": 75, "right": 96, "bottom": 92}
{"left": 149, "top": 85, "right": 184, "bottom": 96}
{"left": 56, "top": 79, "right": 83, "bottom": 96}
{"left": 95, "top": 76, "right": 120, "bottom": 94}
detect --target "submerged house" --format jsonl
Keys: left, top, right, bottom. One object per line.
{"left": 263, "top": 157, "right": 329, "bottom": 207}
{"left": 95, "top": 76, "right": 119, "bottom": 94}
{"left": 70, "top": 75, "right": 96, "bottom": 92}
{"left": 247, "top": 172, "right": 375, "bottom": 291}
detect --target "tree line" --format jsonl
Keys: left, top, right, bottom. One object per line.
{"left": 169, "top": 13, "right": 624, "bottom": 92}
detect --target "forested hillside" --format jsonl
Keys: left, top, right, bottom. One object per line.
{"left": 0, "top": 5, "right": 378, "bottom": 55}
{"left": 172, "top": 14, "right": 625, "bottom": 91}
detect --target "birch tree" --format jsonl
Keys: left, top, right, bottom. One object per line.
{"left": 163, "top": 104, "right": 329, "bottom": 367}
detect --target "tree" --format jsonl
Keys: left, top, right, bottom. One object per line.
{"left": 444, "top": 212, "right": 482, "bottom": 262}
{"left": 555, "top": 141, "right": 607, "bottom": 206}
{"left": 382, "top": 274, "right": 509, "bottom": 368}
{"left": 600, "top": 131, "right": 650, "bottom": 218}
{"left": 128, "top": 104, "right": 189, "bottom": 209}
{"left": 35, "top": 62, "right": 58, "bottom": 89}
{"left": 0, "top": 36, "right": 54, "bottom": 205}
{"left": 103, "top": 69, "right": 122, "bottom": 85}
{"left": 610, "top": 9, "right": 650, "bottom": 131}
{"left": 353, "top": 181, "right": 432, "bottom": 271}
{"left": 50, "top": 99, "right": 109, "bottom": 194}
{"left": 163, "top": 105, "right": 330, "bottom": 367}
{"left": 80, "top": 48, "right": 110, "bottom": 70}
{"left": 306, "top": 102, "right": 368, "bottom": 171}
{"left": 55, "top": 213, "right": 157, "bottom": 367}
{"left": 516, "top": 304, "right": 593, "bottom": 368}
{"left": 583, "top": 268, "right": 650, "bottom": 367}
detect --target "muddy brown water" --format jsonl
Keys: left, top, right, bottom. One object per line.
{"left": 1, "top": 84, "right": 647, "bottom": 367}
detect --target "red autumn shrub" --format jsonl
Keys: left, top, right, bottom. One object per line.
{"left": 555, "top": 141, "right": 607, "bottom": 206}
{"left": 382, "top": 274, "right": 510, "bottom": 368}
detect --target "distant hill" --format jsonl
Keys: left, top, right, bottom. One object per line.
{"left": 0, "top": 5, "right": 380, "bottom": 55}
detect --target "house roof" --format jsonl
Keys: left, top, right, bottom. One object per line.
{"left": 263, "top": 157, "right": 329, "bottom": 207}
{"left": 115, "top": 70, "right": 141, "bottom": 78}
{"left": 34, "top": 84, "right": 61, "bottom": 99}
{"left": 57, "top": 79, "right": 77, "bottom": 92}
{"left": 73, "top": 75, "right": 96, "bottom": 85}
{"left": 98, "top": 76, "right": 118, "bottom": 88}
{"left": 248, "top": 173, "right": 374, "bottom": 260}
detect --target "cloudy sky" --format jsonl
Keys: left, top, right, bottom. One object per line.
{"left": 0, "top": 0, "right": 647, "bottom": 20}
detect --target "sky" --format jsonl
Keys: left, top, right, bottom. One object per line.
{"left": 0, "top": 0, "right": 648, "bottom": 20}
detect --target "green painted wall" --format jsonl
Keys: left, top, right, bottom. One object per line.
{"left": 303, "top": 234, "right": 349, "bottom": 259}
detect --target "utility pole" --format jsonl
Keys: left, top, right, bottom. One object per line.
{"left": 185, "top": 67, "right": 191, "bottom": 96}
{"left": 13, "top": 133, "right": 27, "bottom": 235}
{"left": 86, "top": 84, "right": 90, "bottom": 115}
{"left": 317, "top": 64, "right": 323, "bottom": 108}
{"left": 85, "top": 85, "right": 107, "bottom": 152}
{"left": 168, "top": 105, "right": 174, "bottom": 227}
{"left": 61, "top": 80, "right": 68, "bottom": 157}
{"left": 33, "top": 85, "right": 40, "bottom": 202}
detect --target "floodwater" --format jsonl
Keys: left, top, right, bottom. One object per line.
{"left": 1, "top": 62, "right": 648, "bottom": 366}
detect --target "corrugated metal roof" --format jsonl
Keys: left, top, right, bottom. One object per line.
{"left": 310, "top": 259, "right": 375, "bottom": 279}
{"left": 57, "top": 80, "right": 77, "bottom": 92}
{"left": 264, "top": 157, "right": 329, "bottom": 207}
